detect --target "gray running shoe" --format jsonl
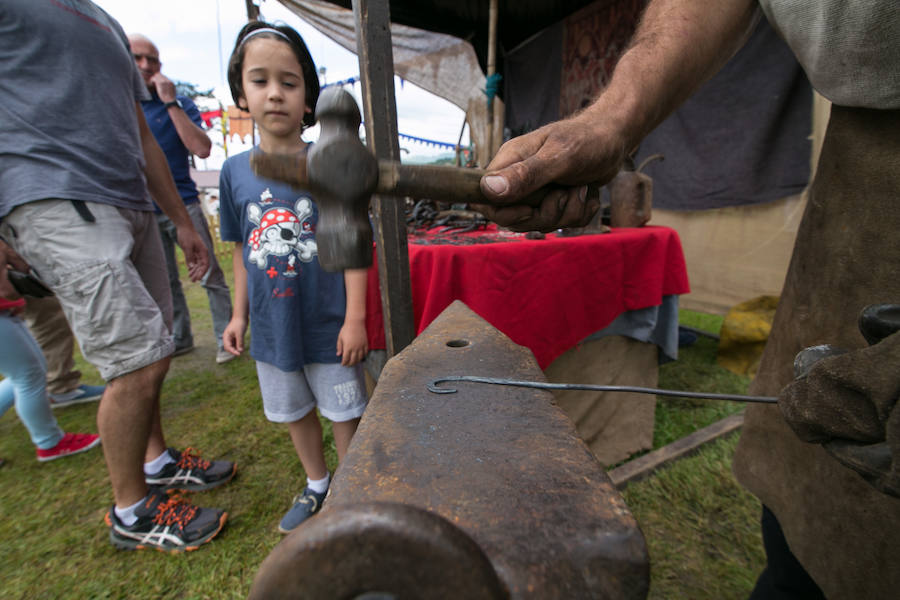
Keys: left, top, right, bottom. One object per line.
{"left": 108, "top": 488, "right": 226, "bottom": 552}
{"left": 145, "top": 447, "right": 236, "bottom": 492}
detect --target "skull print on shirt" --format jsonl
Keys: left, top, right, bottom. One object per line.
{"left": 246, "top": 188, "right": 317, "bottom": 270}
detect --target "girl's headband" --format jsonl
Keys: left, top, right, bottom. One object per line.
{"left": 240, "top": 27, "right": 291, "bottom": 46}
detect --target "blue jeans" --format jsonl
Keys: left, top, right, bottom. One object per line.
{"left": 156, "top": 202, "right": 232, "bottom": 351}
{"left": 0, "top": 314, "right": 64, "bottom": 450}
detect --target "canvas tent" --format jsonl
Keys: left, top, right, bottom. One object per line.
{"left": 272, "top": 0, "right": 534, "bottom": 164}
{"left": 274, "top": 0, "right": 819, "bottom": 312}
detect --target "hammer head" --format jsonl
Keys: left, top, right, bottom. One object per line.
{"left": 307, "top": 87, "right": 378, "bottom": 271}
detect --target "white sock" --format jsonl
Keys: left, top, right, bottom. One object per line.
{"left": 144, "top": 449, "right": 175, "bottom": 475}
{"left": 114, "top": 496, "right": 145, "bottom": 527}
{"left": 307, "top": 473, "right": 330, "bottom": 494}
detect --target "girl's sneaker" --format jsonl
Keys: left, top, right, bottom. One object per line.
{"left": 36, "top": 432, "right": 101, "bottom": 462}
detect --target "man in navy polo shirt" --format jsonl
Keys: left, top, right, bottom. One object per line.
{"left": 129, "top": 33, "right": 234, "bottom": 364}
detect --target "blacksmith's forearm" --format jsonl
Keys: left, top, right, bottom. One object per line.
{"left": 586, "top": 0, "right": 759, "bottom": 150}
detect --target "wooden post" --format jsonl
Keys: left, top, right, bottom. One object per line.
{"left": 484, "top": 0, "right": 499, "bottom": 163}
{"left": 352, "top": 0, "right": 415, "bottom": 356}
{"left": 455, "top": 116, "right": 467, "bottom": 167}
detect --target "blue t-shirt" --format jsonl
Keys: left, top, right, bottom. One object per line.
{"left": 142, "top": 94, "right": 204, "bottom": 210}
{"left": 219, "top": 149, "right": 347, "bottom": 371}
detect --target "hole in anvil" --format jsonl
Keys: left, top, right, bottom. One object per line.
{"left": 446, "top": 339, "right": 470, "bottom": 348}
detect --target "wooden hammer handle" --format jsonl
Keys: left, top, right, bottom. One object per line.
{"left": 249, "top": 149, "right": 309, "bottom": 189}
{"left": 377, "top": 162, "right": 486, "bottom": 204}
{"left": 251, "top": 148, "right": 488, "bottom": 203}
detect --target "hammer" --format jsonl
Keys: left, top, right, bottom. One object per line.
{"left": 250, "top": 87, "right": 487, "bottom": 271}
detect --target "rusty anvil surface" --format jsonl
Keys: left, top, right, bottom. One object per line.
{"left": 250, "top": 301, "right": 649, "bottom": 599}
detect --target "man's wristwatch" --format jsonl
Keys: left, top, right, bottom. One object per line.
{"left": 165, "top": 99, "right": 183, "bottom": 110}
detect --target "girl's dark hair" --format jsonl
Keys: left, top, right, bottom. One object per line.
{"left": 227, "top": 21, "right": 320, "bottom": 129}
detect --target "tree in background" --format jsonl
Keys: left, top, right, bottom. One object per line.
{"left": 174, "top": 80, "right": 215, "bottom": 101}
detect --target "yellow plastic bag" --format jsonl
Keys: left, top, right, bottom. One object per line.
{"left": 717, "top": 295, "right": 779, "bottom": 377}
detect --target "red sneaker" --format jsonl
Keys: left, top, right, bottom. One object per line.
{"left": 36, "top": 432, "right": 101, "bottom": 462}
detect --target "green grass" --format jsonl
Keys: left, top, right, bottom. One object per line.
{"left": 625, "top": 436, "right": 764, "bottom": 599}
{"left": 653, "top": 314, "right": 749, "bottom": 448}
{"left": 0, "top": 249, "right": 764, "bottom": 599}
{"left": 623, "top": 310, "right": 764, "bottom": 599}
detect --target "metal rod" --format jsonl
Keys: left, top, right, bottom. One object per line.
{"left": 427, "top": 376, "right": 777, "bottom": 404}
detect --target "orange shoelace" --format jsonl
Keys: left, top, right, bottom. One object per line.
{"left": 176, "top": 447, "right": 210, "bottom": 470}
{"left": 153, "top": 495, "right": 198, "bottom": 527}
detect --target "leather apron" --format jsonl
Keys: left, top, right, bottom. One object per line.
{"left": 733, "top": 105, "right": 900, "bottom": 599}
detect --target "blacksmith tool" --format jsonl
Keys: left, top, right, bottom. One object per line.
{"left": 250, "top": 87, "right": 489, "bottom": 271}
{"left": 427, "top": 376, "right": 778, "bottom": 403}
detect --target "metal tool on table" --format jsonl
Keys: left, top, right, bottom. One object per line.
{"left": 250, "top": 87, "right": 489, "bottom": 272}
{"left": 607, "top": 153, "right": 663, "bottom": 228}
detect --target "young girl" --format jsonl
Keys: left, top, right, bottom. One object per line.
{"left": 0, "top": 294, "right": 101, "bottom": 464}
{"left": 220, "top": 21, "right": 369, "bottom": 533}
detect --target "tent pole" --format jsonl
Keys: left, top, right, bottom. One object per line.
{"left": 244, "top": 0, "right": 260, "bottom": 146}
{"left": 244, "top": 0, "right": 259, "bottom": 21}
{"left": 484, "top": 0, "right": 499, "bottom": 165}
{"left": 455, "top": 116, "right": 467, "bottom": 167}
{"left": 352, "top": 0, "right": 415, "bottom": 357}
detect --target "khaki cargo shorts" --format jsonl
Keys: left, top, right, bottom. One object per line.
{"left": 2, "top": 200, "right": 175, "bottom": 380}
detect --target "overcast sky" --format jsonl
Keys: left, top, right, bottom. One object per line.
{"left": 93, "top": 0, "right": 468, "bottom": 162}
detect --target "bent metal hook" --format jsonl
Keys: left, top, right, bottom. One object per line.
{"left": 427, "top": 376, "right": 777, "bottom": 404}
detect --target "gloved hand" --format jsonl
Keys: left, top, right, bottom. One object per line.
{"left": 779, "top": 328, "right": 900, "bottom": 497}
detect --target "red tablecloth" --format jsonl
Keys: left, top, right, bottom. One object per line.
{"left": 366, "top": 225, "right": 690, "bottom": 369}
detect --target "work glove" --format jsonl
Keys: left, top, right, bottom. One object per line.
{"left": 778, "top": 306, "right": 900, "bottom": 498}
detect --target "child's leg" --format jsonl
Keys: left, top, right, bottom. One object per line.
{"left": 0, "top": 316, "right": 64, "bottom": 449}
{"left": 304, "top": 362, "right": 367, "bottom": 462}
{"left": 256, "top": 360, "right": 326, "bottom": 478}
{"left": 331, "top": 417, "right": 360, "bottom": 461}
{"left": 286, "top": 410, "right": 328, "bottom": 480}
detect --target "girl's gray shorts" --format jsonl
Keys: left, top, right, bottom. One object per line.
{"left": 255, "top": 360, "right": 367, "bottom": 423}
